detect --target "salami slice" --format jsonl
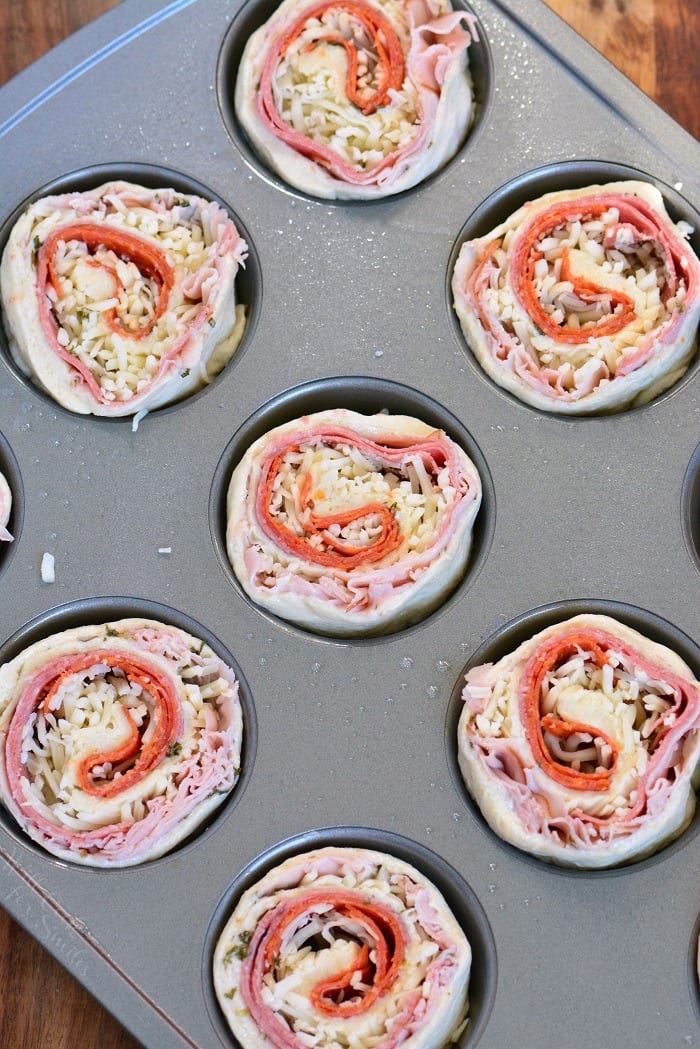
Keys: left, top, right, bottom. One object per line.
{"left": 213, "top": 846, "right": 471, "bottom": 1049}
{"left": 235, "top": 0, "right": 477, "bottom": 198}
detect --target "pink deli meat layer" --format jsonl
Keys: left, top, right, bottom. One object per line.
{"left": 213, "top": 846, "right": 471, "bottom": 1049}
{"left": 1, "top": 181, "right": 248, "bottom": 417}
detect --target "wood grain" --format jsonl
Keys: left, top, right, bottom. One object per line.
{"left": 544, "top": 0, "right": 700, "bottom": 140}
{"left": 3, "top": 0, "right": 120, "bottom": 83}
{"left": 0, "top": 1, "right": 697, "bottom": 1048}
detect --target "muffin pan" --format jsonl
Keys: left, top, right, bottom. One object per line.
{"left": 0, "top": 0, "right": 698, "bottom": 1046}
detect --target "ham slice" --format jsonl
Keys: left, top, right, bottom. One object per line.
{"left": 235, "top": 0, "right": 477, "bottom": 199}
{"left": 1, "top": 181, "right": 248, "bottom": 416}
{"left": 452, "top": 180, "right": 700, "bottom": 413}
{"left": 457, "top": 613, "right": 700, "bottom": 867}
{"left": 0, "top": 470, "right": 12, "bottom": 543}
{"left": 226, "top": 409, "right": 482, "bottom": 635}
{"left": 213, "top": 846, "right": 471, "bottom": 1049}
{"left": 0, "top": 618, "right": 243, "bottom": 866}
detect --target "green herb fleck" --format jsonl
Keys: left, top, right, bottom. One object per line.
{"left": 679, "top": 304, "right": 685, "bottom": 313}
{"left": 76, "top": 307, "right": 90, "bottom": 323}
{"left": 225, "top": 930, "right": 253, "bottom": 961}
{"left": 105, "top": 626, "right": 120, "bottom": 638}
{"left": 224, "top": 989, "right": 236, "bottom": 999}
{"left": 208, "top": 317, "right": 216, "bottom": 328}
{"left": 31, "top": 236, "right": 41, "bottom": 264}
{"left": 180, "top": 368, "right": 190, "bottom": 378}
{"left": 167, "top": 742, "right": 182, "bottom": 758}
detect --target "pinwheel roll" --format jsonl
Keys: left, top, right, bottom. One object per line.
{"left": 1, "top": 181, "right": 248, "bottom": 416}
{"left": 457, "top": 614, "right": 700, "bottom": 868}
{"left": 0, "top": 470, "right": 12, "bottom": 542}
{"left": 226, "top": 409, "right": 482, "bottom": 635}
{"left": 0, "top": 619, "right": 243, "bottom": 866}
{"left": 452, "top": 180, "right": 700, "bottom": 413}
{"left": 235, "top": 0, "right": 477, "bottom": 199}
{"left": 213, "top": 846, "right": 471, "bottom": 1049}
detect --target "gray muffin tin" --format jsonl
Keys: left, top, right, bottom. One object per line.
{"left": 0, "top": 0, "right": 699, "bottom": 1046}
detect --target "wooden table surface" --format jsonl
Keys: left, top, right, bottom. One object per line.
{"left": 0, "top": 1, "right": 698, "bottom": 1047}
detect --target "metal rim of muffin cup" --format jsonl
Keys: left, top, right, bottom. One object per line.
{"left": 681, "top": 441, "right": 700, "bottom": 574}
{"left": 689, "top": 908, "right": 700, "bottom": 1027}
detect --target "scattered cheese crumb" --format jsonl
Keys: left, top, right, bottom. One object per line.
{"left": 41, "top": 552, "right": 55, "bottom": 583}
{"left": 132, "top": 408, "right": 149, "bottom": 433}
{"left": 158, "top": 547, "right": 172, "bottom": 555}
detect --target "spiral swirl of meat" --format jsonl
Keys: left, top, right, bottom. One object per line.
{"left": 457, "top": 614, "right": 700, "bottom": 867}
{"left": 1, "top": 181, "right": 248, "bottom": 416}
{"left": 0, "top": 618, "right": 243, "bottom": 866}
{"left": 235, "top": 0, "right": 478, "bottom": 199}
{"left": 226, "top": 408, "right": 482, "bottom": 635}
{"left": 213, "top": 846, "right": 471, "bottom": 1049}
{"left": 452, "top": 181, "right": 700, "bottom": 413}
